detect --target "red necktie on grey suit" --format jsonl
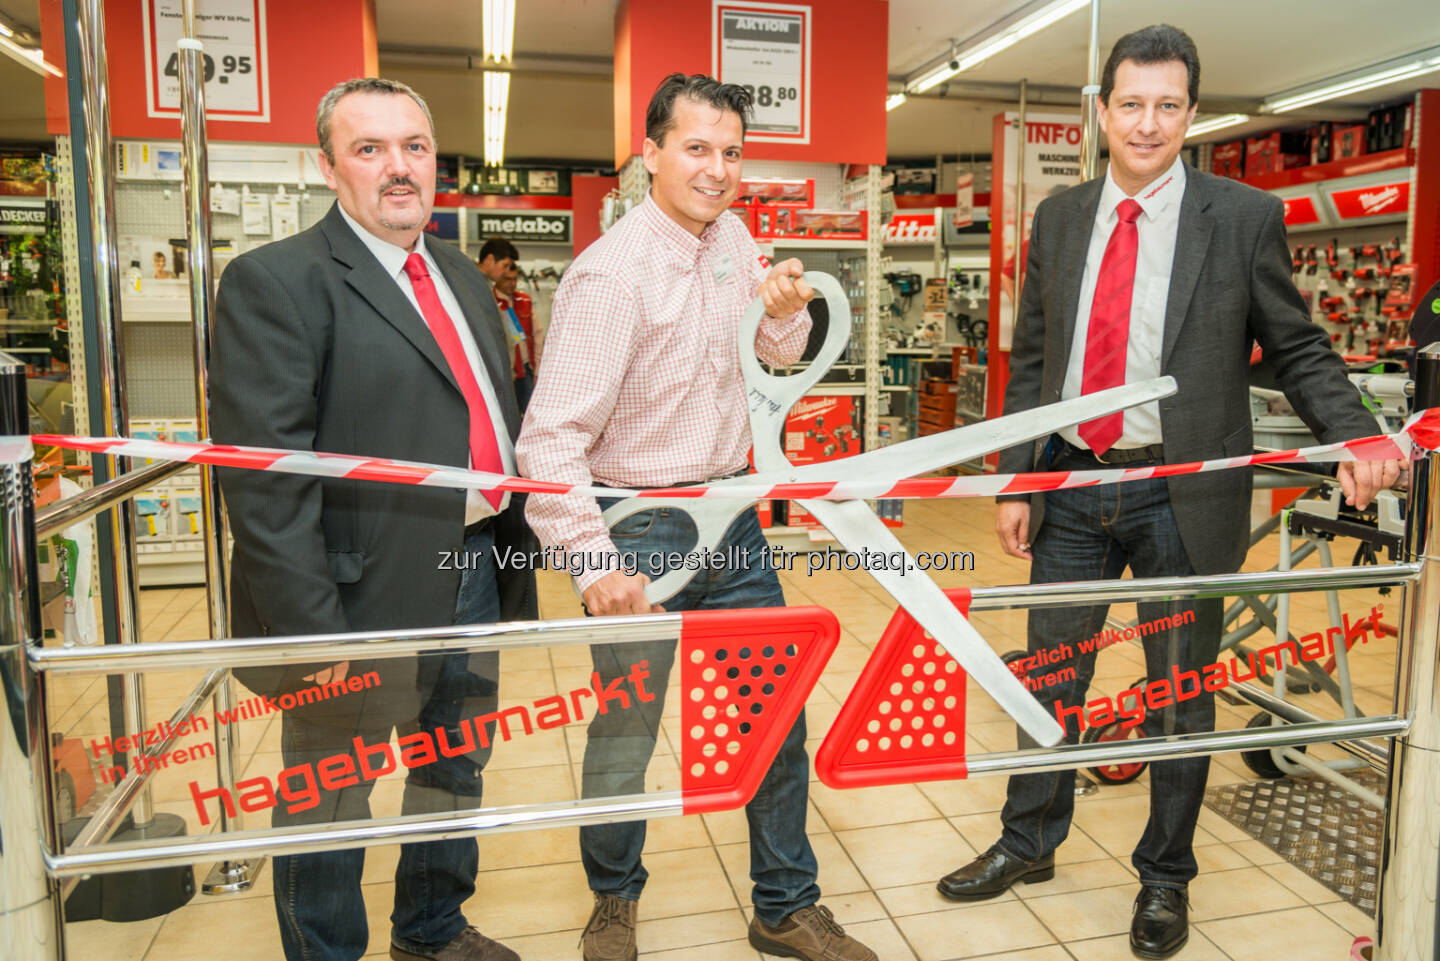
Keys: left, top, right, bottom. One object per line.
{"left": 403, "top": 252, "right": 504, "bottom": 510}
{"left": 1077, "top": 198, "right": 1144, "bottom": 455}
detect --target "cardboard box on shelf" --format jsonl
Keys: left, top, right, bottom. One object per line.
{"left": 782, "top": 395, "right": 860, "bottom": 533}
{"left": 785, "top": 209, "right": 866, "bottom": 241}
{"left": 737, "top": 177, "right": 814, "bottom": 207}
{"left": 1211, "top": 140, "right": 1245, "bottom": 180}
{"left": 1309, "top": 122, "right": 1332, "bottom": 165}
{"left": 1334, "top": 124, "right": 1366, "bottom": 159}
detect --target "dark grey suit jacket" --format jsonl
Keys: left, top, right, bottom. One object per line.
{"left": 999, "top": 165, "right": 1376, "bottom": 575}
{"left": 211, "top": 203, "right": 537, "bottom": 727}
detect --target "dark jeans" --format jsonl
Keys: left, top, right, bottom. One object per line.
{"left": 579, "top": 502, "right": 820, "bottom": 925}
{"left": 998, "top": 444, "right": 1222, "bottom": 889}
{"left": 272, "top": 526, "right": 501, "bottom": 961}
{"left": 513, "top": 368, "right": 534, "bottom": 416}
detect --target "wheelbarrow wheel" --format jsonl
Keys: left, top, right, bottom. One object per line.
{"left": 1080, "top": 721, "right": 1148, "bottom": 785}
{"left": 1240, "top": 711, "right": 1306, "bottom": 779}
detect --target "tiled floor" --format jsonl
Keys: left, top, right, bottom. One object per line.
{"left": 53, "top": 495, "right": 1391, "bottom": 960}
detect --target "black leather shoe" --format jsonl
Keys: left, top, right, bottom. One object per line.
{"left": 936, "top": 844, "right": 1055, "bottom": 902}
{"left": 1130, "top": 885, "right": 1189, "bottom": 959}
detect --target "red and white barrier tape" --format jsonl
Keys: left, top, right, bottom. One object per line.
{"left": 23, "top": 409, "right": 1437, "bottom": 502}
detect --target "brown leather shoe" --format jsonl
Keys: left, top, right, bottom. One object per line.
{"left": 747, "top": 904, "right": 877, "bottom": 961}
{"left": 580, "top": 893, "right": 637, "bottom": 961}
{"left": 389, "top": 926, "right": 518, "bottom": 961}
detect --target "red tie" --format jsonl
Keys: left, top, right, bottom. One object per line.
{"left": 403, "top": 252, "right": 504, "bottom": 509}
{"left": 1077, "top": 198, "right": 1144, "bottom": 455}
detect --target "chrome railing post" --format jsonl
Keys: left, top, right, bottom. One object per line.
{"left": 1376, "top": 342, "right": 1440, "bottom": 960}
{"left": 176, "top": 0, "right": 260, "bottom": 895}
{"left": 74, "top": 0, "right": 153, "bottom": 827}
{"left": 0, "top": 353, "right": 64, "bottom": 959}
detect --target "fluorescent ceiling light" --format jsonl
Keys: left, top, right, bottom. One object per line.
{"left": 482, "top": 0, "right": 515, "bottom": 64}
{"left": 0, "top": 34, "right": 62, "bottom": 78}
{"left": 0, "top": 20, "right": 13, "bottom": 39}
{"left": 484, "top": 70, "right": 510, "bottom": 166}
{"left": 885, "top": 92, "right": 907, "bottom": 111}
{"left": 1264, "top": 50, "right": 1440, "bottom": 114}
{"left": 910, "top": 0, "right": 1088, "bottom": 94}
{"left": 1186, "top": 113, "right": 1249, "bottom": 138}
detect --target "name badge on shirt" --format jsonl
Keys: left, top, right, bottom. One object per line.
{"left": 712, "top": 255, "right": 736, "bottom": 285}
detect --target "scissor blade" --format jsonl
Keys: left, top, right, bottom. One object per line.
{"left": 800, "top": 498, "right": 1065, "bottom": 747}
{"left": 751, "top": 377, "right": 1177, "bottom": 487}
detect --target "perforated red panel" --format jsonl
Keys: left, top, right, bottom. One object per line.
{"left": 815, "top": 589, "right": 972, "bottom": 789}
{"left": 679, "top": 606, "right": 838, "bottom": 814}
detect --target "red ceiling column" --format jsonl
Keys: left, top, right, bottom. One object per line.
{"left": 40, "top": 0, "right": 378, "bottom": 144}
{"left": 1411, "top": 89, "right": 1440, "bottom": 293}
{"left": 612, "top": 0, "right": 888, "bottom": 169}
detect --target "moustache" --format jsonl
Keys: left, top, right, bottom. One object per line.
{"left": 380, "top": 178, "right": 421, "bottom": 197}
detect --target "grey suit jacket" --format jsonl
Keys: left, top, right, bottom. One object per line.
{"left": 211, "top": 203, "right": 537, "bottom": 727}
{"left": 999, "top": 165, "right": 1376, "bottom": 575}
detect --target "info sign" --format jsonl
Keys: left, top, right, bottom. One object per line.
{"left": 713, "top": 2, "right": 811, "bottom": 144}
{"left": 142, "top": 0, "right": 270, "bottom": 123}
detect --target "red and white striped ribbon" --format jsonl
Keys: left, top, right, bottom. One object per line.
{"left": 26, "top": 408, "right": 1437, "bottom": 502}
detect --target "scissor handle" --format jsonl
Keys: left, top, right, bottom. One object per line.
{"left": 737, "top": 271, "right": 852, "bottom": 473}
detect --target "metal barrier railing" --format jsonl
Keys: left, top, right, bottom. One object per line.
{"left": 6, "top": 356, "right": 1439, "bottom": 958}
{"left": 9, "top": 0, "right": 1428, "bottom": 955}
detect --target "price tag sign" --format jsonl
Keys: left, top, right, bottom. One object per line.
{"left": 142, "top": 0, "right": 270, "bottom": 123}
{"left": 713, "top": 2, "right": 811, "bottom": 144}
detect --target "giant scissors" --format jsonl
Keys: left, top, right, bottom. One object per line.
{"left": 601, "top": 273, "right": 1176, "bottom": 747}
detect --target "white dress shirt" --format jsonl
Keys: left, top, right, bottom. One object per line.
{"left": 337, "top": 204, "right": 513, "bottom": 522}
{"left": 1059, "top": 157, "right": 1186, "bottom": 449}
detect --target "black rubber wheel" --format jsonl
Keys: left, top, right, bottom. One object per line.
{"left": 1240, "top": 711, "right": 1306, "bottom": 779}
{"left": 56, "top": 771, "right": 76, "bottom": 823}
{"left": 1001, "top": 650, "right": 1029, "bottom": 679}
{"left": 1081, "top": 721, "right": 1147, "bottom": 785}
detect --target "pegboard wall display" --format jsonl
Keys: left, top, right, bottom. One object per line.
{"left": 115, "top": 179, "right": 331, "bottom": 419}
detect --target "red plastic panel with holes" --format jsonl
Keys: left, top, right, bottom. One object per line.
{"left": 679, "top": 606, "right": 839, "bottom": 814}
{"left": 815, "top": 589, "right": 972, "bottom": 789}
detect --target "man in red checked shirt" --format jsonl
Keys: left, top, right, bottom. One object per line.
{"left": 516, "top": 73, "right": 876, "bottom": 961}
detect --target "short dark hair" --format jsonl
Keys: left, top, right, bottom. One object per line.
{"left": 645, "top": 73, "right": 753, "bottom": 146}
{"left": 1099, "top": 25, "right": 1200, "bottom": 107}
{"left": 478, "top": 238, "right": 519, "bottom": 263}
{"left": 316, "top": 77, "right": 433, "bottom": 164}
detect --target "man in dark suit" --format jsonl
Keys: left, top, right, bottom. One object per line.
{"left": 211, "top": 77, "right": 534, "bottom": 961}
{"left": 934, "top": 25, "right": 1398, "bottom": 959}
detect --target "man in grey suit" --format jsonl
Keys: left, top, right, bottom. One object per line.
{"left": 211, "top": 78, "right": 534, "bottom": 961}
{"left": 934, "top": 25, "right": 1398, "bottom": 959}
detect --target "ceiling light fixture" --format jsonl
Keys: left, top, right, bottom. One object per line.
{"left": 1263, "top": 47, "right": 1440, "bottom": 114}
{"left": 909, "top": 0, "right": 1089, "bottom": 95}
{"left": 484, "top": 70, "right": 510, "bottom": 167}
{"left": 0, "top": 19, "right": 14, "bottom": 38}
{"left": 482, "top": 0, "right": 515, "bottom": 64}
{"left": 1185, "top": 113, "right": 1250, "bottom": 139}
{"left": 885, "top": 92, "right": 907, "bottom": 112}
{"left": 0, "top": 34, "right": 62, "bottom": 78}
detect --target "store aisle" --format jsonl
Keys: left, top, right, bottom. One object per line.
{"left": 58, "top": 494, "right": 1387, "bottom": 961}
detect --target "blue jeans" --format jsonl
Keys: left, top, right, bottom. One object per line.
{"left": 272, "top": 526, "right": 500, "bottom": 961}
{"left": 998, "top": 443, "right": 1222, "bottom": 889}
{"left": 579, "top": 502, "right": 820, "bottom": 925}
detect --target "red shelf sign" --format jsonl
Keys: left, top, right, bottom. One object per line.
{"left": 1281, "top": 195, "right": 1321, "bottom": 226}
{"left": 1329, "top": 181, "right": 1411, "bottom": 220}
